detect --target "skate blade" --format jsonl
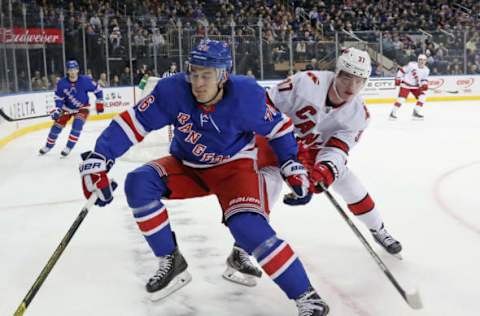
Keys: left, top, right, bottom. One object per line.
{"left": 149, "top": 270, "right": 192, "bottom": 301}
{"left": 388, "top": 116, "right": 398, "bottom": 121}
{"left": 222, "top": 266, "right": 258, "bottom": 287}
{"left": 411, "top": 116, "right": 424, "bottom": 121}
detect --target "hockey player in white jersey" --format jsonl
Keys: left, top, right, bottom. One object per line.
{"left": 268, "top": 47, "right": 402, "bottom": 256}
{"left": 390, "top": 54, "right": 430, "bottom": 119}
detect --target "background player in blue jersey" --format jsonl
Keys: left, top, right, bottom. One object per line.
{"left": 39, "top": 60, "right": 104, "bottom": 157}
{"left": 79, "top": 39, "right": 329, "bottom": 315}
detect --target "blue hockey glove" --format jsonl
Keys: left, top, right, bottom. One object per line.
{"left": 283, "top": 192, "right": 313, "bottom": 206}
{"left": 280, "top": 159, "right": 309, "bottom": 199}
{"left": 79, "top": 151, "right": 116, "bottom": 206}
{"left": 50, "top": 108, "right": 62, "bottom": 120}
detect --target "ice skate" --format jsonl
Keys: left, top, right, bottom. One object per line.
{"left": 38, "top": 146, "right": 51, "bottom": 155}
{"left": 412, "top": 109, "right": 424, "bottom": 120}
{"left": 295, "top": 287, "right": 329, "bottom": 316}
{"left": 370, "top": 224, "right": 403, "bottom": 259}
{"left": 60, "top": 147, "right": 72, "bottom": 157}
{"left": 389, "top": 111, "right": 398, "bottom": 120}
{"left": 389, "top": 107, "right": 399, "bottom": 120}
{"left": 223, "top": 245, "right": 262, "bottom": 287}
{"left": 146, "top": 247, "right": 192, "bottom": 301}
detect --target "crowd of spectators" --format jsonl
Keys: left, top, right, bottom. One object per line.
{"left": 1, "top": 0, "right": 480, "bottom": 92}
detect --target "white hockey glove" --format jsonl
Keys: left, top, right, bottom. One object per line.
{"left": 280, "top": 159, "right": 309, "bottom": 199}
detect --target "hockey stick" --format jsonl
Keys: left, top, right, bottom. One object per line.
{"left": 13, "top": 194, "right": 98, "bottom": 316}
{"left": 318, "top": 183, "right": 423, "bottom": 310}
{"left": 0, "top": 108, "right": 50, "bottom": 122}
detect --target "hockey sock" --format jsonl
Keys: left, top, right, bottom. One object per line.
{"left": 45, "top": 124, "right": 63, "bottom": 148}
{"left": 65, "top": 129, "right": 80, "bottom": 149}
{"left": 228, "top": 213, "right": 311, "bottom": 299}
{"left": 347, "top": 194, "right": 383, "bottom": 231}
{"left": 125, "top": 165, "right": 175, "bottom": 257}
{"left": 65, "top": 116, "right": 86, "bottom": 149}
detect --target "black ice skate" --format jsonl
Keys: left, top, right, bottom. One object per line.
{"left": 39, "top": 146, "right": 51, "bottom": 155}
{"left": 223, "top": 245, "right": 262, "bottom": 287}
{"left": 60, "top": 147, "right": 71, "bottom": 157}
{"left": 370, "top": 224, "right": 403, "bottom": 259}
{"left": 389, "top": 110, "right": 398, "bottom": 120}
{"left": 146, "top": 247, "right": 192, "bottom": 301}
{"left": 412, "top": 109, "right": 424, "bottom": 120}
{"left": 295, "top": 287, "right": 329, "bottom": 316}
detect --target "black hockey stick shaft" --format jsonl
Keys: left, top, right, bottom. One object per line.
{"left": 0, "top": 108, "right": 50, "bottom": 122}
{"left": 13, "top": 195, "right": 97, "bottom": 316}
{"left": 318, "top": 183, "right": 422, "bottom": 309}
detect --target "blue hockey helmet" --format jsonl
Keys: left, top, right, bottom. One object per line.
{"left": 66, "top": 60, "right": 79, "bottom": 70}
{"left": 188, "top": 39, "right": 233, "bottom": 74}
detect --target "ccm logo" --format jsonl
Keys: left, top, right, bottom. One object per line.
{"left": 79, "top": 162, "right": 102, "bottom": 172}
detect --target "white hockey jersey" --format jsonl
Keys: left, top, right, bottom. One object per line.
{"left": 267, "top": 71, "right": 370, "bottom": 179}
{"left": 396, "top": 62, "right": 430, "bottom": 88}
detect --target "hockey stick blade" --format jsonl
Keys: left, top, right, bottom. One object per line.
{"left": 405, "top": 289, "right": 423, "bottom": 309}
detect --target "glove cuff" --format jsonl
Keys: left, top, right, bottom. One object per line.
{"left": 314, "top": 161, "right": 337, "bottom": 185}
{"left": 80, "top": 151, "right": 114, "bottom": 175}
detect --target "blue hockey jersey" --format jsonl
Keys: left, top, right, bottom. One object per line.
{"left": 94, "top": 74, "right": 297, "bottom": 167}
{"left": 54, "top": 75, "right": 103, "bottom": 112}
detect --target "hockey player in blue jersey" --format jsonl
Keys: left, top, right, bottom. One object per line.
{"left": 79, "top": 39, "right": 329, "bottom": 315}
{"left": 39, "top": 60, "right": 104, "bottom": 157}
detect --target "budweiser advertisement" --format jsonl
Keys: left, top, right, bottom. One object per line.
{"left": 0, "top": 27, "right": 63, "bottom": 44}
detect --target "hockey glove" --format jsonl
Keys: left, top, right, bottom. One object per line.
{"left": 79, "top": 151, "right": 116, "bottom": 206}
{"left": 50, "top": 108, "right": 63, "bottom": 120}
{"left": 310, "top": 161, "right": 336, "bottom": 193}
{"left": 283, "top": 191, "right": 313, "bottom": 206}
{"left": 280, "top": 159, "right": 309, "bottom": 199}
{"left": 420, "top": 83, "right": 428, "bottom": 91}
{"left": 95, "top": 101, "right": 105, "bottom": 114}
{"left": 394, "top": 78, "right": 401, "bottom": 86}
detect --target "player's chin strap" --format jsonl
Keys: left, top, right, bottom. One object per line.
{"left": 331, "top": 78, "right": 346, "bottom": 103}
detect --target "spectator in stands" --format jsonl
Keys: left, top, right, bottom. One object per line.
{"left": 120, "top": 66, "right": 131, "bottom": 85}
{"left": 31, "top": 71, "right": 43, "bottom": 91}
{"left": 246, "top": 69, "right": 255, "bottom": 79}
{"left": 162, "top": 62, "right": 177, "bottom": 78}
{"left": 41, "top": 76, "right": 51, "bottom": 90}
{"left": 89, "top": 13, "right": 102, "bottom": 31}
{"left": 468, "top": 64, "right": 480, "bottom": 74}
{"left": 110, "top": 26, "right": 122, "bottom": 56}
{"left": 151, "top": 28, "right": 166, "bottom": 50}
{"left": 98, "top": 72, "right": 108, "bottom": 87}
{"left": 111, "top": 75, "right": 120, "bottom": 87}
{"left": 305, "top": 58, "right": 318, "bottom": 71}
{"left": 296, "top": 40, "right": 307, "bottom": 61}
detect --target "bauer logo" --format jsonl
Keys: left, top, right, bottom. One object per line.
{"left": 138, "top": 95, "right": 155, "bottom": 112}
